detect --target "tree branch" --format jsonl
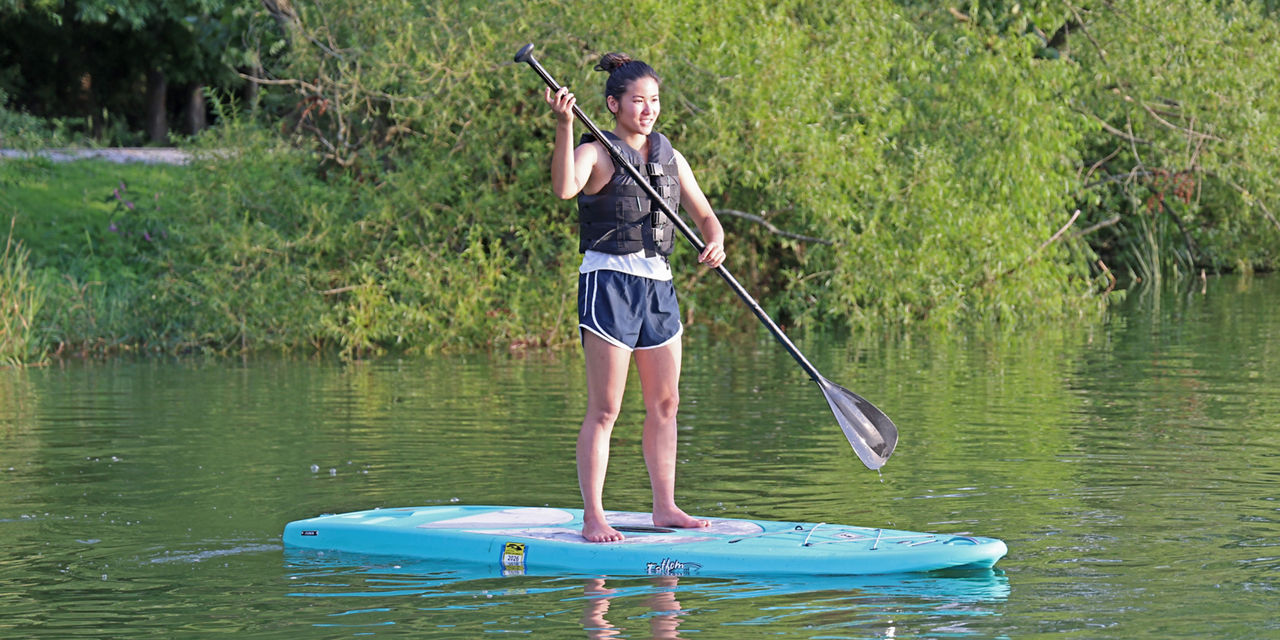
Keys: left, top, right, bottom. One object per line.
{"left": 1074, "top": 105, "right": 1152, "bottom": 145}
{"left": 1219, "top": 177, "right": 1280, "bottom": 233}
{"left": 1071, "top": 215, "right": 1122, "bottom": 238}
{"left": 715, "top": 209, "right": 835, "bottom": 245}
{"left": 1082, "top": 169, "right": 1156, "bottom": 190}
{"left": 1141, "top": 102, "right": 1225, "bottom": 143}
{"left": 1026, "top": 209, "right": 1081, "bottom": 262}
{"left": 976, "top": 210, "right": 1080, "bottom": 288}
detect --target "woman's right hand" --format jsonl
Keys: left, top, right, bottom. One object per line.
{"left": 545, "top": 87, "right": 576, "bottom": 124}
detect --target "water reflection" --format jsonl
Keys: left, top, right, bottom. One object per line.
{"left": 577, "top": 571, "right": 1013, "bottom": 639}
{"left": 284, "top": 550, "right": 1010, "bottom": 638}
{"left": 581, "top": 576, "right": 683, "bottom": 639}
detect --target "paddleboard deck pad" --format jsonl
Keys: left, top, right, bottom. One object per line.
{"left": 283, "top": 505, "right": 1007, "bottom": 577}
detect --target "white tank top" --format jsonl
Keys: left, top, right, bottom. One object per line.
{"left": 578, "top": 249, "right": 673, "bottom": 281}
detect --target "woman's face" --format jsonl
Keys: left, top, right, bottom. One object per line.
{"left": 608, "top": 76, "right": 660, "bottom": 136}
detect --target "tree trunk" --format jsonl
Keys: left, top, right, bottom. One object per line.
{"left": 245, "top": 65, "right": 263, "bottom": 111}
{"left": 183, "top": 84, "right": 207, "bottom": 135}
{"left": 262, "top": 0, "right": 298, "bottom": 36}
{"left": 77, "top": 72, "right": 105, "bottom": 139}
{"left": 145, "top": 68, "right": 168, "bottom": 143}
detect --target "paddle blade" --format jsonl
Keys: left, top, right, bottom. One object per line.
{"left": 818, "top": 377, "right": 898, "bottom": 470}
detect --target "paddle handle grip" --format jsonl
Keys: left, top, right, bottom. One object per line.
{"left": 514, "top": 44, "right": 823, "bottom": 383}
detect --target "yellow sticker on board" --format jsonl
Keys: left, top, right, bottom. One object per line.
{"left": 501, "top": 542, "right": 526, "bottom": 575}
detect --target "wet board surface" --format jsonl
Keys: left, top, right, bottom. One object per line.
{"left": 283, "top": 505, "right": 1008, "bottom": 577}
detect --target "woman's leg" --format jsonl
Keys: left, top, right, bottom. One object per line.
{"left": 634, "top": 339, "right": 710, "bottom": 529}
{"left": 579, "top": 331, "right": 632, "bottom": 542}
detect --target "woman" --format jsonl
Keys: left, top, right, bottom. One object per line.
{"left": 545, "top": 52, "right": 726, "bottom": 542}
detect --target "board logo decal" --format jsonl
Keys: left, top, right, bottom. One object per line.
{"left": 501, "top": 541, "right": 526, "bottom": 576}
{"left": 301, "top": 530, "right": 318, "bottom": 536}
{"left": 646, "top": 558, "right": 702, "bottom": 576}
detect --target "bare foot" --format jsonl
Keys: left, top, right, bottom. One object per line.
{"left": 653, "top": 508, "right": 711, "bottom": 529}
{"left": 582, "top": 518, "right": 625, "bottom": 543}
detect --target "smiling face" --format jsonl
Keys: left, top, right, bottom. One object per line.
{"left": 607, "top": 76, "right": 660, "bottom": 137}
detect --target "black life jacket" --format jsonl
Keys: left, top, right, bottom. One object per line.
{"left": 577, "top": 130, "right": 680, "bottom": 257}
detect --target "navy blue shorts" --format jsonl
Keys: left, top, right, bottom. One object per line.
{"left": 578, "top": 270, "right": 683, "bottom": 351}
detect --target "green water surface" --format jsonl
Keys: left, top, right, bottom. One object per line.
{"left": 1, "top": 276, "right": 1277, "bottom": 638}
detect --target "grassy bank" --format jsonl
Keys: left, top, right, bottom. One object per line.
{"left": 0, "top": 121, "right": 596, "bottom": 361}
{"left": 1, "top": 216, "right": 44, "bottom": 366}
{"left": 1, "top": 156, "right": 189, "bottom": 361}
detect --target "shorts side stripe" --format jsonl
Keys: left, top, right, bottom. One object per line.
{"left": 581, "top": 271, "right": 631, "bottom": 351}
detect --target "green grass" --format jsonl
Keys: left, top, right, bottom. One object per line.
{"left": 1, "top": 157, "right": 194, "bottom": 362}
{"left": 1, "top": 216, "right": 46, "bottom": 366}
{"left": 0, "top": 157, "right": 189, "bottom": 273}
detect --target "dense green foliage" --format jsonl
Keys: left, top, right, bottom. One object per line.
{"left": 2, "top": 0, "right": 1279, "bottom": 363}
{"left": 1068, "top": 1, "right": 1280, "bottom": 283}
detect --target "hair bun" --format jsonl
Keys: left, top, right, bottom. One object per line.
{"left": 593, "top": 52, "right": 660, "bottom": 103}
{"left": 594, "top": 52, "right": 633, "bottom": 73}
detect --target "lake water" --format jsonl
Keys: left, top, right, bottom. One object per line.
{"left": 2, "top": 275, "right": 1277, "bottom": 638}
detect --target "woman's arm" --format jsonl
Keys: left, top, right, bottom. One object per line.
{"left": 546, "top": 87, "right": 599, "bottom": 199}
{"left": 674, "top": 150, "right": 726, "bottom": 268}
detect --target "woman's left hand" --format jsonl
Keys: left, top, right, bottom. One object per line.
{"left": 698, "top": 241, "right": 726, "bottom": 269}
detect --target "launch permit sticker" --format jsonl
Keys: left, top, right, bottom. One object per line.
{"left": 501, "top": 542, "right": 526, "bottom": 575}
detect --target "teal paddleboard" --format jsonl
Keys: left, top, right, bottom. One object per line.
{"left": 283, "top": 505, "right": 1007, "bottom": 577}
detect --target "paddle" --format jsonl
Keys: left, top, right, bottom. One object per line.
{"left": 515, "top": 44, "right": 898, "bottom": 470}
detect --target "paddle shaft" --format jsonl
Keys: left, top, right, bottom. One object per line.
{"left": 516, "top": 46, "right": 823, "bottom": 383}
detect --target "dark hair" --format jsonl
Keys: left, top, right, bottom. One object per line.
{"left": 594, "top": 52, "right": 660, "bottom": 105}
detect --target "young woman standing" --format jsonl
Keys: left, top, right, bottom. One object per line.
{"left": 544, "top": 52, "right": 726, "bottom": 542}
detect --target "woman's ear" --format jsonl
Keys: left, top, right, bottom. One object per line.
{"left": 606, "top": 95, "right": 618, "bottom": 115}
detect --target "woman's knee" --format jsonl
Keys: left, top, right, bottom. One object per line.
{"left": 583, "top": 404, "right": 622, "bottom": 430}
{"left": 645, "top": 391, "right": 680, "bottom": 423}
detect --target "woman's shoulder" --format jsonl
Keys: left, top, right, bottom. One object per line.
{"left": 574, "top": 134, "right": 609, "bottom": 153}
{"left": 671, "top": 147, "right": 690, "bottom": 171}
{"left": 571, "top": 137, "right": 607, "bottom": 162}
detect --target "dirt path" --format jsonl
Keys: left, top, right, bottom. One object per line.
{"left": 1, "top": 147, "right": 193, "bottom": 165}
